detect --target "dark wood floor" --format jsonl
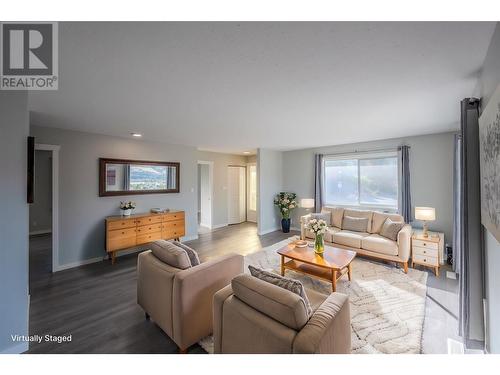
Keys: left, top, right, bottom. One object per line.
{"left": 27, "top": 222, "right": 297, "bottom": 354}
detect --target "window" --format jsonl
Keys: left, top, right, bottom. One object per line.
{"left": 323, "top": 152, "right": 399, "bottom": 210}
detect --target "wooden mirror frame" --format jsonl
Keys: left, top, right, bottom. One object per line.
{"left": 99, "top": 158, "right": 180, "bottom": 197}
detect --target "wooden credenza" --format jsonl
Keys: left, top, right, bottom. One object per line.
{"left": 105, "top": 210, "right": 185, "bottom": 264}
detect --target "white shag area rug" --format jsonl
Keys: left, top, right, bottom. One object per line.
{"left": 199, "top": 237, "right": 428, "bottom": 354}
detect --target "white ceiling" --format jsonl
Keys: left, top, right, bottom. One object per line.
{"left": 28, "top": 22, "right": 496, "bottom": 153}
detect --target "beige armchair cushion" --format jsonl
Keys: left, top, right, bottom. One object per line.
{"left": 343, "top": 208, "right": 373, "bottom": 231}
{"left": 324, "top": 226, "right": 340, "bottom": 242}
{"left": 172, "top": 241, "right": 200, "bottom": 266}
{"left": 361, "top": 234, "right": 399, "bottom": 256}
{"left": 371, "top": 212, "right": 404, "bottom": 234}
{"left": 231, "top": 274, "right": 310, "bottom": 330}
{"left": 150, "top": 240, "right": 192, "bottom": 269}
{"left": 333, "top": 230, "right": 369, "bottom": 248}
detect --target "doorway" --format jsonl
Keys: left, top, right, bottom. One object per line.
{"left": 29, "top": 144, "right": 60, "bottom": 291}
{"left": 247, "top": 163, "right": 257, "bottom": 223}
{"left": 197, "top": 161, "right": 213, "bottom": 233}
{"left": 227, "top": 166, "right": 246, "bottom": 224}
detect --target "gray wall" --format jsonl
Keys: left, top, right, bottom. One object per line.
{"left": 30, "top": 125, "right": 199, "bottom": 267}
{"left": 257, "top": 149, "right": 283, "bottom": 234}
{"left": 29, "top": 150, "right": 52, "bottom": 233}
{"left": 282, "top": 132, "right": 456, "bottom": 242}
{"left": 477, "top": 22, "right": 500, "bottom": 354}
{"left": 29, "top": 126, "right": 249, "bottom": 268}
{"left": 196, "top": 151, "right": 247, "bottom": 227}
{"left": 0, "top": 92, "right": 29, "bottom": 353}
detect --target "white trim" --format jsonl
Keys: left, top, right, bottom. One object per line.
{"left": 29, "top": 229, "right": 52, "bottom": 236}
{"left": 246, "top": 162, "right": 257, "bottom": 223}
{"left": 211, "top": 223, "right": 228, "bottom": 230}
{"left": 197, "top": 161, "right": 214, "bottom": 230}
{"left": 258, "top": 226, "right": 280, "bottom": 236}
{"left": 54, "top": 256, "right": 104, "bottom": 272}
{"left": 34, "top": 143, "right": 60, "bottom": 273}
{"left": 181, "top": 234, "right": 199, "bottom": 242}
{"left": 0, "top": 342, "right": 29, "bottom": 354}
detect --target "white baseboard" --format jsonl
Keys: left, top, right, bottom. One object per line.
{"left": 258, "top": 226, "right": 280, "bottom": 235}
{"left": 182, "top": 234, "right": 198, "bottom": 242}
{"left": 290, "top": 226, "right": 301, "bottom": 232}
{"left": 54, "top": 256, "right": 104, "bottom": 272}
{"left": 29, "top": 229, "right": 52, "bottom": 236}
{"left": 0, "top": 342, "right": 29, "bottom": 354}
{"left": 211, "top": 223, "right": 228, "bottom": 229}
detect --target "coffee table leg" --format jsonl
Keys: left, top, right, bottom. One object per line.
{"left": 348, "top": 263, "right": 352, "bottom": 281}
{"left": 280, "top": 255, "right": 285, "bottom": 276}
{"left": 331, "top": 270, "right": 337, "bottom": 292}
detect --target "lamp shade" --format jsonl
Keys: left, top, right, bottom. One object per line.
{"left": 300, "top": 198, "right": 315, "bottom": 209}
{"left": 415, "top": 207, "right": 436, "bottom": 221}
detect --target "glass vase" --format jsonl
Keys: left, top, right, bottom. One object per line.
{"left": 314, "top": 233, "right": 324, "bottom": 255}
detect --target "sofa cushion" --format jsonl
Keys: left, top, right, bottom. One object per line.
{"left": 333, "top": 230, "right": 369, "bottom": 248}
{"left": 371, "top": 212, "right": 404, "bottom": 233}
{"left": 343, "top": 209, "right": 373, "bottom": 231}
{"left": 311, "top": 212, "right": 331, "bottom": 225}
{"left": 324, "top": 227, "right": 340, "bottom": 242}
{"left": 231, "top": 273, "right": 310, "bottom": 330}
{"left": 305, "top": 229, "right": 315, "bottom": 239}
{"left": 361, "top": 234, "right": 399, "bottom": 256}
{"left": 342, "top": 216, "right": 369, "bottom": 233}
{"left": 172, "top": 241, "right": 200, "bottom": 266}
{"left": 248, "top": 265, "right": 312, "bottom": 316}
{"left": 305, "top": 288, "right": 328, "bottom": 313}
{"left": 379, "top": 218, "right": 405, "bottom": 241}
{"left": 331, "top": 207, "right": 345, "bottom": 229}
{"left": 150, "top": 240, "right": 192, "bottom": 269}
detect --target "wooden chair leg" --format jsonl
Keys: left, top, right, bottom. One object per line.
{"left": 179, "top": 348, "right": 188, "bottom": 354}
{"left": 403, "top": 261, "right": 408, "bottom": 274}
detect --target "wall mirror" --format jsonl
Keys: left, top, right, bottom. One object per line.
{"left": 99, "top": 158, "right": 180, "bottom": 196}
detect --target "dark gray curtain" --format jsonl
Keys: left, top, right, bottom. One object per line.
{"left": 453, "top": 133, "right": 462, "bottom": 273}
{"left": 314, "top": 154, "right": 324, "bottom": 213}
{"left": 399, "top": 145, "right": 412, "bottom": 223}
{"left": 458, "top": 98, "right": 484, "bottom": 347}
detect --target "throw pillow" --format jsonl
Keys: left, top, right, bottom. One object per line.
{"left": 150, "top": 240, "right": 192, "bottom": 269}
{"left": 172, "top": 241, "right": 201, "bottom": 266}
{"left": 342, "top": 215, "right": 369, "bottom": 232}
{"left": 311, "top": 212, "right": 331, "bottom": 225}
{"left": 248, "top": 265, "right": 312, "bottom": 316}
{"left": 379, "top": 218, "right": 405, "bottom": 241}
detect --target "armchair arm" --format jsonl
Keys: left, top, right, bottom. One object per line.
{"left": 293, "top": 292, "right": 350, "bottom": 354}
{"left": 397, "top": 224, "right": 412, "bottom": 262}
{"left": 213, "top": 284, "right": 234, "bottom": 354}
{"left": 300, "top": 214, "right": 312, "bottom": 240}
{"left": 172, "top": 253, "right": 244, "bottom": 350}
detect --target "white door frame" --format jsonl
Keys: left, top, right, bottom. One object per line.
{"left": 197, "top": 161, "right": 214, "bottom": 229}
{"left": 246, "top": 162, "right": 257, "bottom": 223}
{"left": 34, "top": 143, "right": 60, "bottom": 273}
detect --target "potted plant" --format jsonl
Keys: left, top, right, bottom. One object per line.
{"left": 273, "top": 192, "right": 297, "bottom": 233}
{"left": 120, "top": 201, "right": 136, "bottom": 216}
{"left": 307, "top": 218, "right": 328, "bottom": 254}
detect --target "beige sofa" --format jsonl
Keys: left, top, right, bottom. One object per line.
{"left": 137, "top": 250, "right": 243, "bottom": 352}
{"left": 301, "top": 207, "right": 411, "bottom": 272}
{"left": 213, "top": 274, "right": 351, "bottom": 354}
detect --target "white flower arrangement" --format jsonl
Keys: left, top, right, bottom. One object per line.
{"left": 307, "top": 218, "right": 328, "bottom": 235}
{"left": 273, "top": 192, "right": 298, "bottom": 219}
{"left": 120, "top": 201, "right": 136, "bottom": 210}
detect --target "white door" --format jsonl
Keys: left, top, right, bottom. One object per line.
{"left": 247, "top": 163, "right": 257, "bottom": 223}
{"left": 227, "top": 166, "right": 246, "bottom": 224}
{"left": 198, "top": 163, "right": 212, "bottom": 228}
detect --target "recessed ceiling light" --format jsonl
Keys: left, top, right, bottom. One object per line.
{"left": 131, "top": 133, "right": 142, "bottom": 137}
{"left": 243, "top": 151, "right": 251, "bottom": 154}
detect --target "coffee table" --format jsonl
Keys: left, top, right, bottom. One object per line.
{"left": 277, "top": 242, "right": 356, "bottom": 292}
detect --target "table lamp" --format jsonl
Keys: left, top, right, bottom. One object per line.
{"left": 300, "top": 198, "right": 315, "bottom": 211}
{"left": 415, "top": 207, "right": 436, "bottom": 237}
